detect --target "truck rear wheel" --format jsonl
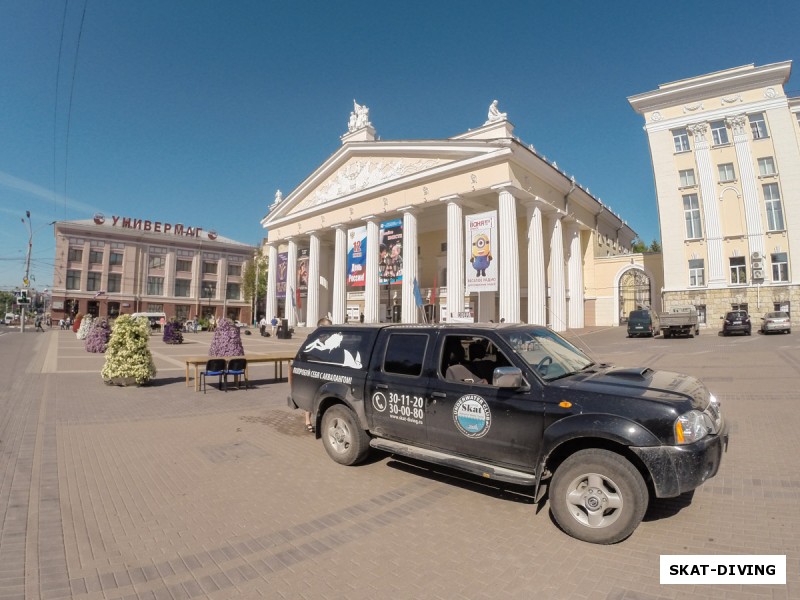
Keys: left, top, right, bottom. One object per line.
{"left": 550, "top": 448, "right": 648, "bottom": 544}
{"left": 321, "top": 405, "right": 371, "bottom": 466}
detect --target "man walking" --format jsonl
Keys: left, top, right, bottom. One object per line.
{"left": 35, "top": 315, "right": 45, "bottom": 332}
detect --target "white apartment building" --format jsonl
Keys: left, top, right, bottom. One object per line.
{"left": 629, "top": 61, "right": 800, "bottom": 327}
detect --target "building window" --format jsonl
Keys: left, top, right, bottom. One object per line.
{"left": 771, "top": 252, "right": 789, "bottom": 282}
{"left": 66, "top": 270, "right": 81, "bottom": 290}
{"left": 731, "top": 302, "right": 749, "bottom": 313}
{"left": 710, "top": 120, "right": 729, "bottom": 146}
{"left": 730, "top": 256, "right": 746, "bottom": 284}
{"left": 148, "top": 255, "right": 166, "bottom": 269}
{"left": 87, "top": 272, "right": 102, "bottom": 292}
{"left": 89, "top": 250, "right": 104, "bottom": 264}
{"left": 107, "top": 273, "right": 121, "bottom": 293}
{"left": 226, "top": 283, "right": 241, "bottom": 300}
{"left": 176, "top": 259, "right": 192, "bottom": 272}
{"left": 227, "top": 263, "right": 242, "bottom": 277}
{"left": 683, "top": 194, "right": 703, "bottom": 239}
{"left": 175, "top": 279, "right": 191, "bottom": 297}
{"left": 689, "top": 259, "right": 705, "bottom": 287}
{"left": 749, "top": 112, "right": 768, "bottom": 139}
{"left": 68, "top": 248, "right": 83, "bottom": 262}
{"left": 763, "top": 183, "right": 785, "bottom": 231}
{"left": 774, "top": 301, "right": 790, "bottom": 315}
{"left": 758, "top": 157, "right": 776, "bottom": 176}
{"left": 147, "top": 276, "right": 164, "bottom": 296}
{"left": 679, "top": 169, "right": 696, "bottom": 187}
{"left": 203, "top": 261, "right": 218, "bottom": 275}
{"left": 108, "top": 302, "right": 120, "bottom": 318}
{"left": 109, "top": 252, "right": 123, "bottom": 266}
{"left": 672, "top": 128, "right": 690, "bottom": 153}
{"left": 146, "top": 303, "right": 164, "bottom": 312}
{"left": 718, "top": 163, "right": 735, "bottom": 183}
{"left": 175, "top": 305, "right": 190, "bottom": 321}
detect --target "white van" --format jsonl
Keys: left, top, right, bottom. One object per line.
{"left": 4, "top": 313, "right": 16, "bottom": 325}
{"left": 131, "top": 312, "right": 167, "bottom": 332}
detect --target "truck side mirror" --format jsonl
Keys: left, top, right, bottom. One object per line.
{"left": 493, "top": 366, "right": 525, "bottom": 389}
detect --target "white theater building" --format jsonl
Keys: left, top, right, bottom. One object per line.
{"left": 260, "top": 101, "right": 639, "bottom": 330}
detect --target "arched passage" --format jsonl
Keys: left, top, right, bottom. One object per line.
{"left": 616, "top": 267, "right": 653, "bottom": 324}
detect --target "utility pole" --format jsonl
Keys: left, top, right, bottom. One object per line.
{"left": 21, "top": 211, "right": 32, "bottom": 333}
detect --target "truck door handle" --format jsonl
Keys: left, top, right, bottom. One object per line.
{"left": 431, "top": 392, "right": 447, "bottom": 399}
{"left": 375, "top": 384, "right": 389, "bottom": 390}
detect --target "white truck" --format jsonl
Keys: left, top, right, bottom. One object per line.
{"left": 659, "top": 306, "right": 699, "bottom": 338}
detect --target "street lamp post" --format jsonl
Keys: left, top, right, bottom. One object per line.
{"left": 20, "top": 211, "right": 32, "bottom": 332}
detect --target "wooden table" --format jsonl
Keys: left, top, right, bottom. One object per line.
{"left": 185, "top": 353, "right": 295, "bottom": 391}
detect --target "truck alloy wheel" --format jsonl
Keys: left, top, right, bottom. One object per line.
{"left": 550, "top": 448, "right": 647, "bottom": 544}
{"left": 320, "top": 405, "right": 370, "bottom": 466}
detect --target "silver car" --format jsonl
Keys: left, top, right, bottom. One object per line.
{"left": 761, "top": 311, "right": 791, "bottom": 334}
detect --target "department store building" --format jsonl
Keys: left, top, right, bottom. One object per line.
{"left": 50, "top": 216, "right": 256, "bottom": 323}
{"left": 261, "top": 102, "right": 643, "bottom": 331}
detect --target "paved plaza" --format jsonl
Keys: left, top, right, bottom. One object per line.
{"left": 0, "top": 324, "right": 798, "bottom": 599}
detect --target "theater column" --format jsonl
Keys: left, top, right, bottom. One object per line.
{"left": 525, "top": 201, "right": 547, "bottom": 325}
{"left": 441, "top": 195, "right": 464, "bottom": 321}
{"left": 565, "top": 221, "right": 584, "bottom": 329}
{"left": 400, "top": 207, "right": 418, "bottom": 323}
{"left": 306, "top": 231, "right": 320, "bottom": 326}
{"left": 363, "top": 217, "right": 380, "bottom": 323}
{"left": 548, "top": 216, "right": 567, "bottom": 332}
{"left": 286, "top": 238, "right": 297, "bottom": 327}
{"left": 332, "top": 225, "right": 347, "bottom": 324}
{"left": 495, "top": 185, "right": 520, "bottom": 323}
{"left": 265, "top": 244, "right": 277, "bottom": 323}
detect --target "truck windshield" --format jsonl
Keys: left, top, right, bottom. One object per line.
{"left": 499, "top": 328, "right": 594, "bottom": 381}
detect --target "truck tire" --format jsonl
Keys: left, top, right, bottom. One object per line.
{"left": 663, "top": 330, "right": 671, "bottom": 339}
{"left": 550, "top": 448, "right": 648, "bottom": 544}
{"left": 320, "top": 404, "right": 371, "bottom": 466}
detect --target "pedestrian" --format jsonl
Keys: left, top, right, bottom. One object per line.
{"left": 35, "top": 315, "right": 44, "bottom": 332}
{"left": 259, "top": 315, "right": 268, "bottom": 336}
{"left": 304, "top": 316, "right": 333, "bottom": 433}
{"left": 59, "top": 318, "right": 65, "bottom": 330}
{"left": 270, "top": 315, "right": 278, "bottom": 336}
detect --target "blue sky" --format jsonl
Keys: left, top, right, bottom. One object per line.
{"left": 1, "top": 0, "right": 798, "bottom": 290}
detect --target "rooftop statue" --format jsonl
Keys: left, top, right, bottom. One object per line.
{"left": 486, "top": 99, "right": 507, "bottom": 124}
{"left": 348, "top": 100, "right": 371, "bottom": 132}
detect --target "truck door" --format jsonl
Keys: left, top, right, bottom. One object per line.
{"left": 425, "top": 333, "right": 545, "bottom": 470}
{"left": 366, "top": 330, "right": 433, "bottom": 444}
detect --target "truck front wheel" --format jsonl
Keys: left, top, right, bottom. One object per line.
{"left": 321, "top": 405, "right": 371, "bottom": 466}
{"left": 550, "top": 449, "right": 648, "bottom": 544}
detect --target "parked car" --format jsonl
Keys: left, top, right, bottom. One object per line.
{"left": 627, "top": 309, "right": 660, "bottom": 337}
{"left": 721, "top": 310, "right": 751, "bottom": 336}
{"left": 760, "top": 311, "right": 791, "bottom": 334}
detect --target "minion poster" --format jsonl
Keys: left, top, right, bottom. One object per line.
{"left": 466, "top": 211, "right": 497, "bottom": 292}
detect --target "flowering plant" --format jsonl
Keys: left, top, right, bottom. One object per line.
{"left": 85, "top": 319, "right": 111, "bottom": 353}
{"left": 101, "top": 315, "right": 157, "bottom": 385}
{"left": 208, "top": 318, "right": 244, "bottom": 357}
{"left": 163, "top": 320, "right": 184, "bottom": 345}
{"left": 76, "top": 314, "right": 94, "bottom": 340}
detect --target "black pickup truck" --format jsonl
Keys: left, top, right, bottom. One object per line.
{"left": 288, "top": 323, "right": 727, "bottom": 544}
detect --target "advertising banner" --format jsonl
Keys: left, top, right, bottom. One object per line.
{"left": 466, "top": 211, "right": 498, "bottom": 292}
{"left": 379, "top": 218, "right": 403, "bottom": 285}
{"left": 297, "top": 247, "right": 309, "bottom": 292}
{"left": 276, "top": 251, "right": 288, "bottom": 298}
{"left": 347, "top": 226, "right": 367, "bottom": 287}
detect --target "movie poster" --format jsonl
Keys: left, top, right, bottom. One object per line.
{"left": 379, "top": 219, "right": 403, "bottom": 285}
{"left": 465, "top": 211, "right": 498, "bottom": 292}
{"left": 347, "top": 226, "right": 367, "bottom": 287}
{"left": 276, "top": 251, "right": 288, "bottom": 298}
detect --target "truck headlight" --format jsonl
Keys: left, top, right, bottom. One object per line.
{"left": 675, "top": 410, "right": 711, "bottom": 444}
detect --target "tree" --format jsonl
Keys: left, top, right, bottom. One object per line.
{"left": 243, "top": 253, "right": 268, "bottom": 321}
{"left": 631, "top": 238, "right": 662, "bottom": 253}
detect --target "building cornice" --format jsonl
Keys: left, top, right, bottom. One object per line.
{"left": 628, "top": 61, "right": 792, "bottom": 114}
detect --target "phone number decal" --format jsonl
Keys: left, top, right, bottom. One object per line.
{"left": 372, "top": 391, "right": 424, "bottom": 425}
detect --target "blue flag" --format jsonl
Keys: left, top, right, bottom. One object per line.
{"left": 413, "top": 278, "right": 423, "bottom": 307}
